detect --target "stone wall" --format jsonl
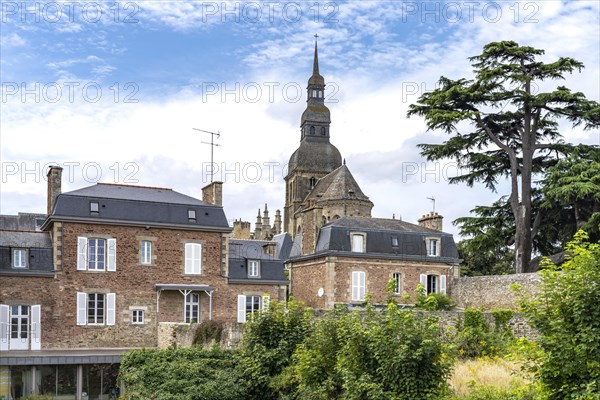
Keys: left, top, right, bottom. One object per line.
{"left": 450, "top": 273, "right": 541, "bottom": 310}
{"left": 432, "top": 310, "right": 537, "bottom": 340}
{"left": 158, "top": 322, "right": 244, "bottom": 349}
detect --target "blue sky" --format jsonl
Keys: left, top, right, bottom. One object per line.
{"left": 1, "top": 1, "right": 599, "bottom": 238}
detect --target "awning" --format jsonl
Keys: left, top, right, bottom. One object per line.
{"left": 155, "top": 284, "right": 215, "bottom": 320}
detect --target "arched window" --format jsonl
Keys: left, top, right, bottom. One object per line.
{"left": 309, "top": 177, "right": 316, "bottom": 188}
{"left": 320, "top": 127, "right": 326, "bottom": 136}
{"left": 310, "top": 126, "right": 315, "bottom": 135}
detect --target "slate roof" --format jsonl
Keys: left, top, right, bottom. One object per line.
{"left": 0, "top": 213, "right": 46, "bottom": 231}
{"left": 46, "top": 183, "right": 230, "bottom": 232}
{"left": 288, "top": 137, "right": 342, "bottom": 175}
{"left": 0, "top": 229, "right": 54, "bottom": 275}
{"left": 305, "top": 164, "right": 371, "bottom": 203}
{"left": 227, "top": 237, "right": 289, "bottom": 284}
{"left": 289, "top": 216, "right": 460, "bottom": 263}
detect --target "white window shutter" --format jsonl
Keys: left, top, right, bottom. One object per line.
{"left": 237, "top": 295, "right": 246, "bottom": 323}
{"left": 360, "top": 272, "right": 366, "bottom": 300}
{"left": 31, "top": 305, "right": 41, "bottom": 350}
{"left": 196, "top": 244, "right": 202, "bottom": 274}
{"left": 107, "top": 239, "right": 116, "bottom": 271}
{"left": 262, "top": 295, "right": 270, "bottom": 312}
{"left": 440, "top": 275, "right": 447, "bottom": 295}
{"left": 106, "top": 293, "right": 116, "bottom": 326}
{"left": 420, "top": 274, "right": 427, "bottom": 288}
{"left": 185, "top": 243, "right": 193, "bottom": 274}
{"left": 351, "top": 271, "right": 358, "bottom": 300}
{"left": 0, "top": 304, "right": 9, "bottom": 351}
{"left": 77, "top": 237, "right": 88, "bottom": 270}
{"left": 76, "top": 292, "right": 87, "bottom": 325}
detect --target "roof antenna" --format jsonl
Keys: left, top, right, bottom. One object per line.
{"left": 192, "top": 128, "right": 221, "bottom": 182}
{"left": 426, "top": 196, "right": 436, "bottom": 213}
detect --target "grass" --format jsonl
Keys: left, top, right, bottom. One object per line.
{"left": 450, "top": 357, "right": 532, "bottom": 398}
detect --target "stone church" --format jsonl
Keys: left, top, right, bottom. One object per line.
{"left": 233, "top": 41, "right": 460, "bottom": 308}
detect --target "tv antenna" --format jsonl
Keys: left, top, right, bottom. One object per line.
{"left": 427, "top": 196, "right": 436, "bottom": 213}
{"left": 192, "top": 128, "right": 221, "bottom": 182}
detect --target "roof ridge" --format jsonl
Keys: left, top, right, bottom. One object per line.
{"left": 97, "top": 182, "right": 173, "bottom": 191}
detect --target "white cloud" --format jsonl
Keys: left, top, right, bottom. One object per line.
{"left": 0, "top": 32, "right": 27, "bottom": 48}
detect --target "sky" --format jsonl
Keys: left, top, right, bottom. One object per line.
{"left": 1, "top": 0, "right": 599, "bottom": 238}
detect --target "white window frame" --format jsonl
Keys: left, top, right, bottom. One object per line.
{"left": 87, "top": 293, "right": 105, "bottom": 325}
{"left": 426, "top": 237, "right": 441, "bottom": 257}
{"left": 12, "top": 248, "right": 28, "bottom": 269}
{"left": 184, "top": 293, "right": 200, "bottom": 323}
{"left": 392, "top": 272, "right": 401, "bottom": 295}
{"left": 77, "top": 237, "right": 116, "bottom": 272}
{"left": 248, "top": 260, "right": 260, "bottom": 278}
{"left": 419, "top": 274, "right": 446, "bottom": 295}
{"left": 351, "top": 271, "right": 366, "bottom": 302}
{"left": 76, "top": 292, "right": 115, "bottom": 326}
{"left": 351, "top": 233, "right": 366, "bottom": 253}
{"left": 0, "top": 304, "right": 41, "bottom": 351}
{"left": 237, "top": 294, "right": 270, "bottom": 323}
{"left": 141, "top": 240, "right": 152, "bottom": 265}
{"left": 184, "top": 243, "right": 202, "bottom": 274}
{"left": 131, "top": 309, "right": 144, "bottom": 325}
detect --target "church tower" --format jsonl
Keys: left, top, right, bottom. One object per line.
{"left": 284, "top": 39, "right": 342, "bottom": 236}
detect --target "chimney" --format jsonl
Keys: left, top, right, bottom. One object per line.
{"left": 418, "top": 212, "right": 443, "bottom": 232}
{"left": 274, "top": 210, "right": 282, "bottom": 235}
{"left": 201, "top": 181, "right": 223, "bottom": 206}
{"left": 232, "top": 220, "right": 251, "bottom": 240}
{"left": 47, "top": 166, "right": 63, "bottom": 215}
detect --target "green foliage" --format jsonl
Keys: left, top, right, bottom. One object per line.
{"left": 292, "top": 303, "right": 454, "bottom": 399}
{"left": 455, "top": 308, "right": 514, "bottom": 359}
{"left": 407, "top": 40, "right": 600, "bottom": 273}
{"left": 235, "top": 297, "right": 313, "bottom": 400}
{"left": 414, "top": 283, "right": 455, "bottom": 310}
{"left": 450, "top": 381, "right": 541, "bottom": 400}
{"left": 192, "top": 320, "right": 224, "bottom": 347}
{"left": 118, "top": 347, "right": 246, "bottom": 400}
{"left": 518, "top": 231, "right": 600, "bottom": 399}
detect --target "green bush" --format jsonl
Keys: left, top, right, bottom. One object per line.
{"left": 518, "top": 231, "right": 600, "bottom": 399}
{"left": 455, "top": 308, "right": 514, "bottom": 359}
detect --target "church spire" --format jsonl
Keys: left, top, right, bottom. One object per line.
{"left": 312, "top": 36, "right": 320, "bottom": 76}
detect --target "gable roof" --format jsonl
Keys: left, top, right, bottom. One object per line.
{"left": 227, "top": 238, "right": 289, "bottom": 284}
{"left": 305, "top": 164, "right": 371, "bottom": 203}
{"left": 45, "top": 183, "right": 230, "bottom": 232}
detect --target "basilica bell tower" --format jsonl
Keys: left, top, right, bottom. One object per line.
{"left": 284, "top": 39, "right": 342, "bottom": 236}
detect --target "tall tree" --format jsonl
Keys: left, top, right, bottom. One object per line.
{"left": 407, "top": 41, "right": 600, "bottom": 273}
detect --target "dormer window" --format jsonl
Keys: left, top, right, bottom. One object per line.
{"left": 90, "top": 202, "right": 99, "bottom": 213}
{"left": 248, "top": 260, "right": 260, "bottom": 278}
{"left": 188, "top": 209, "right": 196, "bottom": 222}
{"left": 351, "top": 233, "right": 366, "bottom": 253}
{"left": 426, "top": 237, "right": 440, "bottom": 257}
{"left": 12, "top": 249, "right": 28, "bottom": 268}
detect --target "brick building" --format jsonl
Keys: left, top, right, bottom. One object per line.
{"left": 0, "top": 167, "right": 288, "bottom": 399}
{"left": 282, "top": 40, "right": 461, "bottom": 307}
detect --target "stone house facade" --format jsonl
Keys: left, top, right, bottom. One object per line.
{"left": 0, "top": 167, "right": 288, "bottom": 399}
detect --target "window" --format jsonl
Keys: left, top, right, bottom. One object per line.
{"left": 237, "top": 294, "right": 270, "bottom": 323}
{"left": 351, "top": 234, "right": 365, "bottom": 253}
{"left": 12, "top": 249, "right": 27, "bottom": 268}
{"left": 76, "top": 292, "right": 115, "bottom": 326}
{"left": 419, "top": 274, "right": 447, "bottom": 295}
{"left": 0, "top": 304, "right": 41, "bottom": 351}
{"left": 88, "top": 293, "right": 105, "bottom": 324}
{"left": 392, "top": 272, "right": 401, "bottom": 295}
{"left": 320, "top": 127, "right": 326, "bottom": 136}
{"left": 185, "top": 293, "right": 200, "bottom": 323}
{"left": 309, "top": 177, "right": 317, "bottom": 188}
{"left": 132, "top": 309, "right": 144, "bottom": 324}
{"left": 310, "top": 126, "right": 315, "bottom": 135}
{"left": 184, "top": 243, "right": 202, "bottom": 274}
{"left": 188, "top": 209, "right": 196, "bottom": 222}
{"left": 427, "top": 238, "right": 440, "bottom": 256}
{"left": 77, "top": 237, "right": 116, "bottom": 272}
{"left": 351, "top": 271, "right": 366, "bottom": 301}
{"left": 90, "top": 201, "right": 99, "bottom": 213}
{"left": 248, "top": 260, "right": 260, "bottom": 278}
{"left": 391, "top": 236, "right": 399, "bottom": 248}
{"left": 88, "top": 239, "right": 106, "bottom": 270}
{"left": 141, "top": 240, "right": 152, "bottom": 265}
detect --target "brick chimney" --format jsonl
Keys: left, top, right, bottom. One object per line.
{"left": 47, "top": 166, "right": 63, "bottom": 214}
{"left": 418, "top": 212, "right": 443, "bottom": 232}
{"left": 201, "top": 181, "right": 223, "bottom": 206}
